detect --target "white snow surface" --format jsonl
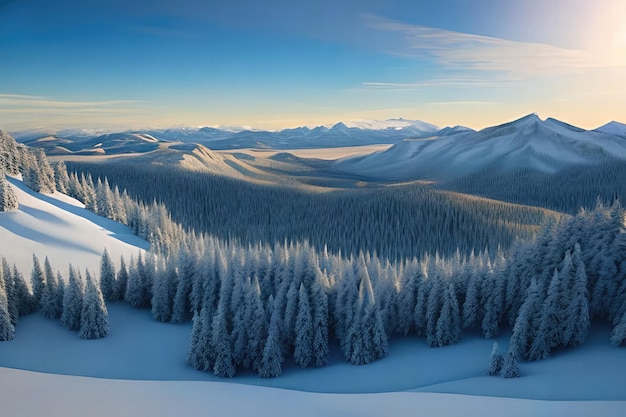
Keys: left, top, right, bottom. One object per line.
{"left": 335, "top": 114, "right": 626, "bottom": 181}
{"left": 345, "top": 118, "right": 439, "bottom": 132}
{"left": 1, "top": 366, "right": 624, "bottom": 417}
{"left": 0, "top": 176, "right": 148, "bottom": 277}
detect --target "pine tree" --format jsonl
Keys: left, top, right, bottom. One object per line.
{"left": 79, "top": 270, "right": 109, "bottom": 339}
{"left": 61, "top": 266, "right": 84, "bottom": 331}
{"left": 115, "top": 256, "right": 129, "bottom": 301}
{"left": 2, "top": 258, "right": 18, "bottom": 325}
{"left": 501, "top": 350, "right": 521, "bottom": 378}
{"left": 244, "top": 275, "right": 267, "bottom": 370}
{"left": 611, "top": 311, "right": 626, "bottom": 347}
{"left": 171, "top": 248, "right": 195, "bottom": 323}
{"left": 509, "top": 278, "right": 541, "bottom": 360}
{"left": 187, "top": 308, "right": 210, "bottom": 371}
{"left": 211, "top": 302, "right": 236, "bottom": 378}
{"left": 433, "top": 281, "right": 461, "bottom": 347}
{"left": 462, "top": 269, "right": 483, "bottom": 329}
{"left": 12, "top": 264, "right": 33, "bottom": 316}
{"left": 564, "top": 244, "right": 590, "bottom": 347}
{"left": 0, "top": 174, "right": 18, "bottom": 212}
{"left": 0, "top": 264, "right": 15, "bottom": 341}
{"left": 487, "top": 341, "right": 504, "bottom": 376}
{"left": 30, "top": 254, "right": 45, "bottom": 310}
{"left": 53, "top": 161, "right": 70, "bottom": 194}
{"left": 151, "top": 260, "right": 177, "bottom": 322}
{"left": 529, "top": 269, "right": 561, "bottom": 360}
{"left": 294, "top": 283, "right": 314, "bottom": 367}
{"left": 125, "top": 253, "right": 151, "bottom": 309}
{"left": 40, "top": 257, "right": 60, "bottom": 319}
{"left": 397, "top": 259, "right": 421, "bottom": 335}
{"left": 257, "top": 306, "right": 283, "bottom": 378}
{"left": 99, "top": 248, "right": 116, "bottom": 302}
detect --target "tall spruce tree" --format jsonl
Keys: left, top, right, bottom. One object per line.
{"left": 61, "top": 266, "right": 84, "bottom": 331}
{"left": 40, "top": 256, "right": 60, "bottom": 319}
{"left": 79, "top": 270, "right": 109, "bottom": 339}
{"left": 0, "top": 265, "right": 15, "bottom": 341}
{"left": 99, "top": 248, "right": 116, "bottom": 302}
{"left": 30, "top": 254, "right": 45, "bottom": 310}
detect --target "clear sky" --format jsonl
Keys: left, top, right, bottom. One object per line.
{"left": 1, "top": 0, "right": 625, "bottom": 131}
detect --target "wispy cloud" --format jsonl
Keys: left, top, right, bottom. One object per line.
{"left": 0, "top": 94, "right": 143, "bottom": 109}
{"left": 360, "top": 14, "right": 626, "bottom": 92}
{"left": 0, "top": 93, "right": 148, "bottom": 130}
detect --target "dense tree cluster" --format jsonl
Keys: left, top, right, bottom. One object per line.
{"left": 66, "top": 161, "right": 557, "bottom": 261}
{"left": 0, "top": 254, "right": 110, "bottom": 340}
{"left": 441, "top": 160, "right": 626, "bottom": 215}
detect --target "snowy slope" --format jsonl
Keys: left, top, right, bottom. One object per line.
{"left": 0, "top": 177, "right": 148, "bottom": 276}
{"left": 333, "top": 114, "right": 626, "bottom": 182}
{"left": 595, "top": 121, "right": 626, "bottom": 137}
{"left": 1, "top": 366, "right": 624, "bottom": 417}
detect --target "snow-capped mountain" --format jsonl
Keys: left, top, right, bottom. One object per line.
{"left": 344, "top": 118, "right": 439, "bottom": 132}
{"left": 13, "top": 119, "right": 440, "bottom": 154}
{"left": 333, "top": 114, "right": 626, "bottom": 182}
{"left": 595, "top": 121, "right": 626, "bottom": 137}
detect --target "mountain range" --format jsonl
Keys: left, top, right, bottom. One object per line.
{"left": 9, "top": 114, "right": 626, "bottom": 184}
{"left": 13, "top": 118, "right": 443, "bottom": 155}
{"left": 332, "top": 114, "right": 626, "bottom": 182}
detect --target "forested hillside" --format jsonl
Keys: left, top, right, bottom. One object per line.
{"left": 440, "top": 159, "right": 626, "bottom": 214}
{"left": 66, "top": 162, "right": 558, "bottom": 261}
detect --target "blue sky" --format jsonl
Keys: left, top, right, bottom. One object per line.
{"left": 1, "top": 0, "right": 625, "bottom": 131}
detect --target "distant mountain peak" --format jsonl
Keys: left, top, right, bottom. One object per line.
{"left": 595, "top": 121, "right": 626, "bottom": 136}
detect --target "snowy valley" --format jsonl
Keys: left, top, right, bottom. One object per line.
{"left": 1, "top": 114, "right": 626, "bottom": 417}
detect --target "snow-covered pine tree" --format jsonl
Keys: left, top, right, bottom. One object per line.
{"left": 171, "top": 247, "right": 196, "bottom": 323}
{"left": 397, "top": 258, "right": 421, "bottom": 335}
{"left": 611, "top": 311, "right": 626, "bottom": 347}
{"left": 115, "top": 255, "right": 129, "bottom": 301}
{"left": 509, "top": 278, "right": 541, "bottom": 360}
{"left": 487, "top": 341, "right": 504, "bottom": 376}
{"left": 244, "top": 275, "right": 267, "bottom": 370}
{"left": 68, "top": 172, "right": 84, "bottom": 201}
{"left": 0, "top": 264, "right": 15, "bottom": 341}
{"left": 563, "top": 244, "right": 590, "bottom": 347}
{"left": 294, "top": 283, "right": 314, "bottom": 367}
{"left": 211, "top": 297, "right": 236, "bottom": 378}
{"left": 99, "top": 248, "right": 116, "bottom": 302}
{"left": 1, "top": 258, "right": 18, "bottom": 325}
{"left": 40, "top": 256, "right": 60, "bottom": 319}
{"left": 125, "top": 253, "right": 151, "bottom": 309}
{"left": 462, "top": 265, "right": 484, "bottom": 330}
{"left": 501, "top": 350, "right": 521, "bottom": 378}
{"left": 95, "top": 178, "right": 115, "bottom": 219}
{"left": 432, "top": 281, "right": 461, "bottom": 347}
{"left": 0, "top": 172, "right": 18, "bottom": 212}
{"left": 12, "top": 264, "right": 33, "bottom": 316}
{"left": 30, "top": 254, "right": 45, "bottom": 310}
{"left": 188, "top": 308, "right": 211, "bottom": 371}
{"left": 528, "top": 269, "right": 560, "bottom": 361}
{"left": 61, "top": 265, "right": 84, "bottom": 331}
{"left": 56, "top": 272, "right": 65, "bottom": 318}
{"left": 79, "top": 270, "right": 109, "bottom": 339}
{"left": 257, "top": 304, "right": 283, "bottom": 378}
{"left": 53, "top": 161, "right": 70, "bottom": 194}
{"left": 481, "top": 264, "right": 505, "bottom": 339}
{"left": 151, "top": 258, "right": 177, "bottom": 322}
